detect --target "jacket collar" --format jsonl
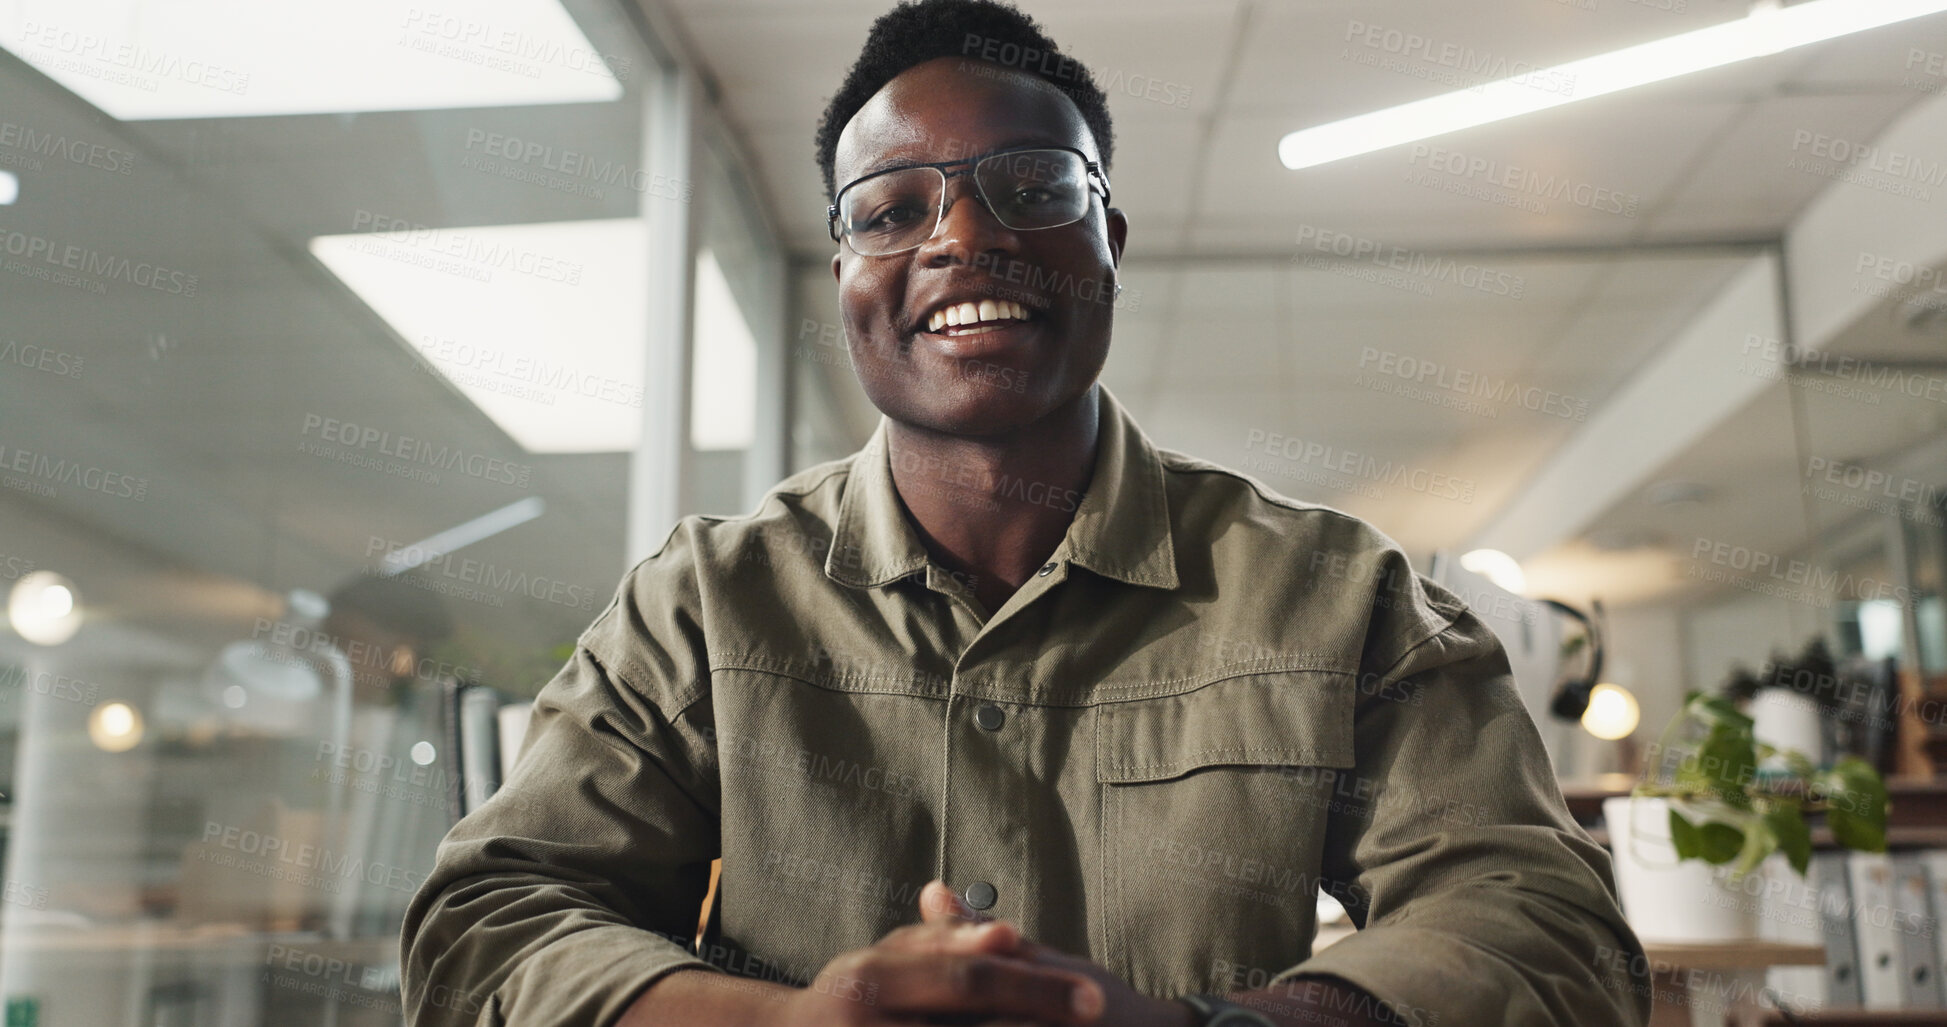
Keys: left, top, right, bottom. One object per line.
{"left": 826, "top": 385, "right": 1179, "bottom": 592}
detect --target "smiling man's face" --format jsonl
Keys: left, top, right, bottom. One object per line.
{"left": 830, "top": 56, "right": 1127, "bottom": 437}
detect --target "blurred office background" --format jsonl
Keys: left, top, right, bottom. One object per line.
{"left": 2, "top": 0, "right": 1947, "bottom": 1023}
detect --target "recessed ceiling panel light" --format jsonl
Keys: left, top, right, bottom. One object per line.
{"left": 309, "top": 218, "right": 647, "bottom": 453}
{"left": 0, "top": 0, "right": 625, "bottom": 120}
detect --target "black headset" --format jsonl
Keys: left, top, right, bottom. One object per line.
{"left": 1538, "top": 598, "right": 1605, "bottom": 722}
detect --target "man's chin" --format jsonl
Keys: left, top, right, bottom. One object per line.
{"left": 868, "top": 384, "right": 1048, "bottom": 438}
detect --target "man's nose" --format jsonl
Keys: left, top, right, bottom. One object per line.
{"left": 917, "top": 176, "right": 1019, "bottom": 267}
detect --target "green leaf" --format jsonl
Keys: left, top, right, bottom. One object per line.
{"left": 1668, "top": 807, "right": 1703, "bottom": 861}
{"left": 1668, "top": 800, "right": 1760, "bottom": 871}
{"left": 1819, "top": 757, "right": 1889, "bottom": 853}
{"left": 1688, "top": 692, "right": 1755, "bottom": 732}
{"left": 1764, "top": 801, "right": 1813, "bottom": 877}
{"left": 1729, "top": 813, "right": 1778, "bottom": 880}
{"left": 1696, "top": 722, "right": 1758, "bottom": 809}
{"left": 1697, "top": 821, "right": 1745, "bottom": 865}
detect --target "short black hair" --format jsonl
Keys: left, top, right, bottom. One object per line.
{"left": 815, "top": 0, "right": 1116, "bottom": 201}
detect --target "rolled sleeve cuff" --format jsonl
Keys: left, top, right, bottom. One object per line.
{"left": 489, "top": 925, "right": 721, "bottom": 1027}
{"left": 1270, "top": 925, "right": 1635, "bottom": 1027}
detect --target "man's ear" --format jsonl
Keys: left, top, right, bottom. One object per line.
{"left": 1105, "top": 206, "right": 1128, "bottom": 268}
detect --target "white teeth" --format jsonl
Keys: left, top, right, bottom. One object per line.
{"left": 925, "top": 298, "right": 1033, "bottom": 333}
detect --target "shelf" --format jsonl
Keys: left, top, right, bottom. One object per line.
{"left": 1584, "top": 826, "right": 1947, "bottom": 851}
{"left": 1563, "top": 777, "right": 1947, "bottom": 828}
{"left": 1755, "top": 1014, "right": 1947, "bottom": 1025}
{"left": 1641, "top": 941, "right": 1825, "bottom": 972}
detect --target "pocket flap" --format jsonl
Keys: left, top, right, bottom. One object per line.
{"left": 1095, "top": 672, "right": 1354, "bottom": 783}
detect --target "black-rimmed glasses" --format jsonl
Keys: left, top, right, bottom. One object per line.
{"left": 827, "top": 146, "right": 1111, "bottom": 257}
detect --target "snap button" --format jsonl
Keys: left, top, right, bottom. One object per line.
{"left": 964, "top": 881, "right": 998, "bottom": 911}
{"left": 1036, "top": 562, "right": 1057, "bottom": 576}
{"left": 974, "top": 704, "right": 1005, "bottom": 731}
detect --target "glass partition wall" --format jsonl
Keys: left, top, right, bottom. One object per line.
{"left": 0, "top": 2, "right": 778, "bottom": 1023}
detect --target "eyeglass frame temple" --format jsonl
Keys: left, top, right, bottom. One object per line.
{"left": 826, "top": 146, "right": 1111, "bottom": 244}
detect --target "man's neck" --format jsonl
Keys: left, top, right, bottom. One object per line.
{"left": 886, "top": 387, "right": 1101, "bottom": 614}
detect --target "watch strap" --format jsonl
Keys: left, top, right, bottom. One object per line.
{"left": 1178, "top": 993, "right": 1278, "bottom": 1027}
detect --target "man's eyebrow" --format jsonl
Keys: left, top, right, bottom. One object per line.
{"left": 856, "top": 137, "right": 1071, "bottom": 177}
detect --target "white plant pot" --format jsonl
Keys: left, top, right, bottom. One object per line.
{"left": 1603, "top": 796, "right": 1762, "bottom": 944}
{"left": 1750, "top": 688, "right": 1823, "bottom": 770}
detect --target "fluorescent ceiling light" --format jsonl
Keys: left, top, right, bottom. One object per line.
{"left": 309, "top": 218, "right": 647, "bottom": 453}
{"left": 0, "top": 0, "right": 623, "bottom": 120}
{"left": 1280, "top": 0, "right": 1947, "bottom": 170}
{"left": 0, "top": 170, "right": 16, "bottom": 205}
{"left": 690, "top": 248, "right": 758, "bottom": 452}
{"left": 379, "top": 497, "right": 548, "bottom": 576}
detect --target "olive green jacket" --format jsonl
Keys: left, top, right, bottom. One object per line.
{"left": 401, "top": 387, "right": 1650, "bottom": 1027}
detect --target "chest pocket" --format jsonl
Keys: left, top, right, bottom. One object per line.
{"left": 1094, "top": 671, "right": 1357, "bottom": 997}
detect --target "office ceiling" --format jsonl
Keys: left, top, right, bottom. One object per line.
{"left": 668, "top": 0, "right": 1935, "bottom": 256}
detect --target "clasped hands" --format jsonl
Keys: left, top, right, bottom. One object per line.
{"left": 630, "top": 879, "right": 1390, "bottom": 1027}
{"left": 775, "top": 879, "right": 1193, "bottom": 1027}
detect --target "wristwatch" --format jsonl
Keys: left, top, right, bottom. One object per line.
{"left": 1177, "top": 994, "right": 1278, "bottom": 1027}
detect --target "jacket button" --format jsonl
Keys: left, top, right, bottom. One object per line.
{"left": 974, "top": 704, "right": 1005, "bottom": 731}
{"left": 964, "top": 881, "right": 998, "bottom": 910}
{"left": 1036, "top": 562, "right": 1057, "bottom": 576}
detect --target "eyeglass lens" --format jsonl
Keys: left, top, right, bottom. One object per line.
{"left": 836, "top": 149, "right": 1093, "bottom": 256}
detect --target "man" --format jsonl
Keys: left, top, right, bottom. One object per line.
{"left": 401, "top": 2, "right": 1652, "bottom": 1025}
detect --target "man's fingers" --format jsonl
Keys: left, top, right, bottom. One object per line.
{"left": 879, "top": 918, "right": 1023, "bottom": 957}
{"left": 863, "top": 950, "right": 1105, "bottom": 1023}
{"left": 919, "top": 879, "right": 988, "bottom": 925}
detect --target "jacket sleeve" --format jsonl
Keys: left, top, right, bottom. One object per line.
{"left": 399, "top": 532, "right": 725, "bottom": 1027}
{"left": 1277, "top": 568, "right": 1652, "bottom": 1027}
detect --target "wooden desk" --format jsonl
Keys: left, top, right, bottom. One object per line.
{"left": 1563, "top": 778, "right": 1947, "bottom": 836}
{"left": 1755, "top": 1014, "right": 1947, "bottom": 1025}
{"left": 1642, "top": 941, "right": 1826, "bottom": 1027}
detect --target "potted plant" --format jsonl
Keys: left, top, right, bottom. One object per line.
{"left": 1603, "top": 690, "right": 1889, "bottom": 943}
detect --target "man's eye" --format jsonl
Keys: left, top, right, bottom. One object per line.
{"left": 1011, "top": 186, "right": 1060, "bottom": 206}
{"left": 863, "top": 205, "right": 922, "bottom": 232}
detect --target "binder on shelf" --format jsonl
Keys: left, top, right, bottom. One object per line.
{"left": 1762, "top": 854, "right": 1830, "bottom": 1011}
{"left": 1815, "top": 850, "right": 1864, "bottom": 1008}
{"left": 1896, "top": 852, "right": 1945, "bottom": 1009}
{"left": 1848, "top": 851, "right": 1904, "bottom": 1009}
{"left": 1900, "top": 853, "right": 1947, "bottom": 1013}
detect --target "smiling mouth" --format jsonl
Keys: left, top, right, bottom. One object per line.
{"left": 923, "top": 299, "right": 1035, "bottom": 337}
